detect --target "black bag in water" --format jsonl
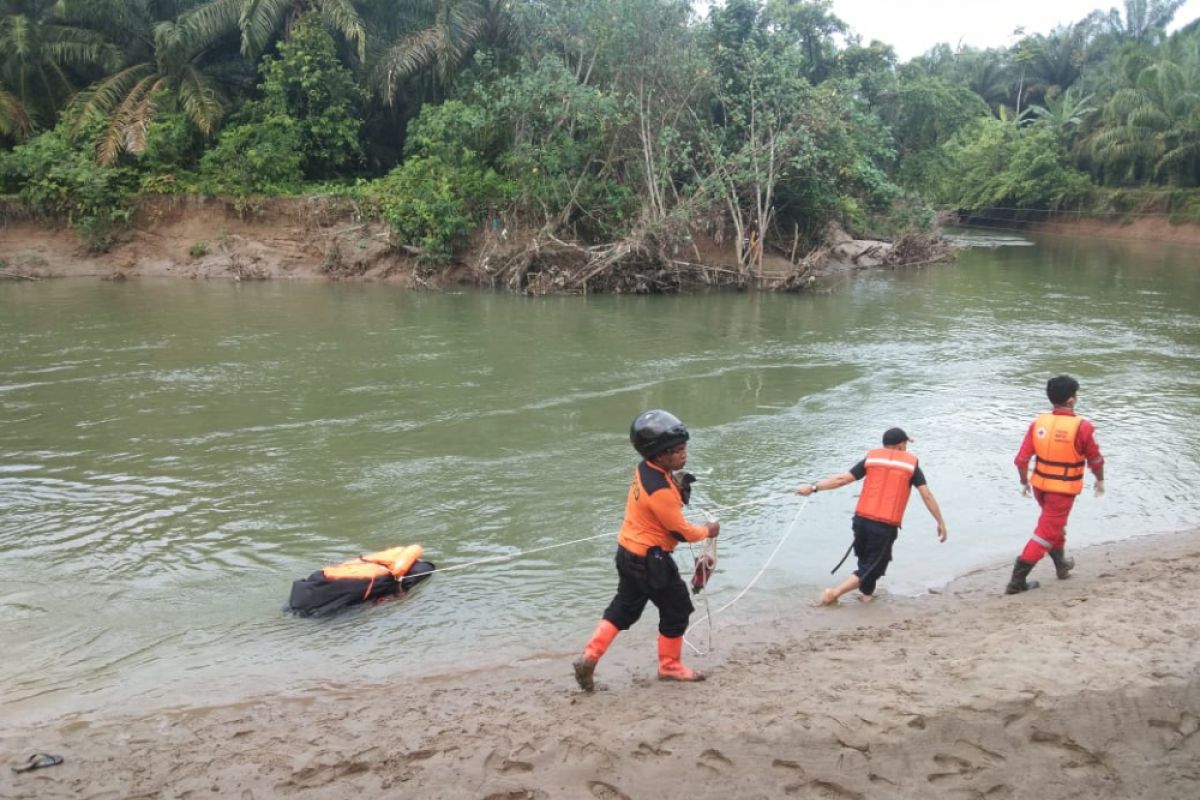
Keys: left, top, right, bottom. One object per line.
{"left": 287, "top": 559, "right": 435, "bottom": 617}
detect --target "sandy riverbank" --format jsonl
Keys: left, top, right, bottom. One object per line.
{"left": 2, "top": 529, "right": 1198, "bottom": 799}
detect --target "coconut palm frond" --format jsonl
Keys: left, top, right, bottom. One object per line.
{"left": 1127, "top": 106, "right": 1169, "bottom": 129}
{"left": 1138, "top": 60, "right": 1185, "bottom": 101}
{"left": 94, "top": 72, "right": 160, "bottom": 164}
{"left": 321, "top": 0, "right": 367, "bottom": 62}
{"left": 237, "top": 0, "right": 289, "bottom": 58}
{"left": 1105, "top": 87, "right": 1148, "bottom": 120}
{"left": 1165, "top": 89, "right": 1200, "bottom": 119}
{"left": 42, "top": 37, "right": 125, "bottom": 73}
{"left": 1155, "top": 141, "right": 1200, "bottom": 178}
{"left": 175, "top": 0, "right": 242, "bottom": 54}
{"left": 121, "top": 89, "right": 159, "bottom": 156}
{"left": 0, "top": 87, "right": 33, "bottom": 139}
{"left": 67, "top": 62, "right": 157, "bottom": 135}
{"left": 152, "top": 20, "right": 189, "bottom": 64}
{"left": 434, "top": 1, "right": 484, "bottom": 73}
{"left": 380, "top": 26, "right": 442, "bottom": 100}
{"left": 177, "top": 64, "right": 224, "bottom": 134}
{"left": 7, "top": 14, "right": 32, "bottom": 61}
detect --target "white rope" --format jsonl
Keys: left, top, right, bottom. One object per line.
{"left": 399, "top": 491, "right": 793, "bottom": 581}
{"left": 399, "top": 531, "right": 612, "bottom": 579}
{"left": 695, "top": 491, "right": 797, "bottom": 516}
{"left": 683, "top": 495, "right": 810, "bottom": 655}
{"left": 685, "top": 537, "right": 719, "bottom": 652}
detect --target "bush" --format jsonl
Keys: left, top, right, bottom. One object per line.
{"left": 135, "top": 104, "right": 207, "bottom": 191}
{"left": 359, "top": 154, "right": 512, "bottom": 262}
{"left": 937, "top": 119, "right": 1094, "bottom": 213}
{"left": 259, "top": 14, "right": 364, "bottom": 178}
{"left": 198, "top": 113, "right": 305, "bottom": 197}
{"left": 0, "top": 128, "right": 135, "bottom": 251}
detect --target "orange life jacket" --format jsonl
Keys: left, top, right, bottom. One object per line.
{"left": 1030, "top": 413, "right": 1085, "bottom": 495}
{"left": 854, "top": 448, "right": 918, "bottom": 527}
{"left": 322, "top": 544, "right": 423, "bottom": 582}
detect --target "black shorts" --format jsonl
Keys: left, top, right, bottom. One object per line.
{"left": 602, "top": 546, "right": 694, "bottom": 638}
{"left": 851, "top": 516, "right": 898, "bottom": 594}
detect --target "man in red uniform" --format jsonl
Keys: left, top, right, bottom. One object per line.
{"left": 1007, "top": 375, "right": 1105, "bottom": 594}
{"left": 573, "top": 410, "right": 720, "bottom": 692}
{"left": 797, "top": 428, "right": 948, "bottom": 605}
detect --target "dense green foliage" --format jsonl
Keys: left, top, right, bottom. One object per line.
{"left": 2, "top": 0, "right": 1199, "bottom": 253}
{"left": 358, "top": 99, "right": 513, "bottom": 261}
{"left": 0, "top": 123, "right": 135, "bottom": 250}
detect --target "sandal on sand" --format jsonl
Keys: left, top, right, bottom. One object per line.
{"left": 12, "top": 753, "right": 63, "bottom": 773}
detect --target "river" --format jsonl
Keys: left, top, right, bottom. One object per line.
{"left": 2, "top": 230, "right": 1198, "bottom": 724}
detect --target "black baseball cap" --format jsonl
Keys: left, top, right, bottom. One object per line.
{"left": 882, "top": 427, "right": 911, "bottom": 445}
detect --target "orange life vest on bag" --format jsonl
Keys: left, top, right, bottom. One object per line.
{"left": 287, "top": 544, "right": 433, "bottom": 617}
{"left": 322, "top": 544, "right": 423, "bottom": 582}
{"left": 1030, "top": 413, "right": 1085, "bottom": 495}
{"left": 854, "top": 448, "right": 918, "bottom": 527}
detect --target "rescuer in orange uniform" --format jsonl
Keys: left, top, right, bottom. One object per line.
{"left": 1007, "top": 375, "right": 1105, "bottom": 594}
{"left": 797, "top": 427, "right": 948, "bottom": 605}
{"left": 573, "top": 410, "right": 720, "bottom": 692}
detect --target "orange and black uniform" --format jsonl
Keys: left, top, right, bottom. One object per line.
{"left": 847, "top": 448, "right": 926, "bottom": 595}
{"left": 602, "top": 460, "right": 710, "bottom": 637}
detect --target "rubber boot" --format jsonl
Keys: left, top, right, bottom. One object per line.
{"left": 1049, "top": 548, "right": 1074, "bottom": 580}
{"left": 573, "top": 619, "right": 619, "bottom": 692}
{"left": 1005, "top": 558, "right": 1041, "bottom": 595}
{"left": 657, "top": 634, "right": 705, "bottom": 683}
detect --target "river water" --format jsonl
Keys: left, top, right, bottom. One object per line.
{"left": 2, "top": 231, "right": 1198, "bottom": 723}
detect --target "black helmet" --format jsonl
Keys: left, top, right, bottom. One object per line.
{"left": 630, "top": 409, "right": 690, "bottom": 458}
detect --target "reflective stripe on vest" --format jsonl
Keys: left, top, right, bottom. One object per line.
{"left": 854, "top": 448, "right": 918, "bottom": 527}
{"left": 1030, "top": 413, "right": 1085, "bottom": 495}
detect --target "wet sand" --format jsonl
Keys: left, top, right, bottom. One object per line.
{"left": 3, "top": 529, "right": 1199, "bottom": 800}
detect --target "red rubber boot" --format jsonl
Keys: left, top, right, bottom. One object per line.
{"left": 657, "top": 634, "right": 705, "bottom": 682}
{"left": 573, "top": 620, "right": 619, "bottom": 692}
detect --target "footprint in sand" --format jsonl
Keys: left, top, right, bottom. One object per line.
{"left": 587, "top": 780, "right": 631, "bottom": 799}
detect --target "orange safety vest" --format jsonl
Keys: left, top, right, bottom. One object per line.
{"left": 1030, "top": 413, "right": 1085, "bottom": 495}
{"left": 854, "top": 448, "right": 918, "bottom": 527}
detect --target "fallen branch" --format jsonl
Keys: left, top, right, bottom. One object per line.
{"left": 670, "top": 259, "right": 740, "bottom": 275}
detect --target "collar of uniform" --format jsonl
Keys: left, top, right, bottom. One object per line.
{"left": 641, "top": 458, "right": 671, "bottom": 477}
{"left": 1051, "top": 408, "right": 1077, "bottom": 416}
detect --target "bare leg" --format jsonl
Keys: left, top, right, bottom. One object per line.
{"left": 821, "top": 574, "right": 861, "bottom": 606}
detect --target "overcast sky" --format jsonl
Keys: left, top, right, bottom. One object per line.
{"left": 832, "top": 0, "right": 1200, "bottom": 59}
{"left": 695, "top": 1, "right": 1200, "bottom": 61}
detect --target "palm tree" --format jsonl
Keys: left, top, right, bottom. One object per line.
{"left": 0, "top": 0, "right": 123, "bottom": 136}
{"left": 372, "top": 0, "right": 517, "bottom": 104}
{"left": 68, "top": 0, "right": 243, "bottom": 163}
{"left": 1102, "top": 0, "right": 1189, "bottom": 46}
{"left": 959, "top": 50, "right": 1013, "bottom": 112}
{"left": 1028, "top": 87, "right": 1097, "bottom": 137}
{"left": 1090, "top": 39, "right": 1200, "bottom": 186}
{"left": 237, "top": 0, "right": 364, "bottom": 61}
{"left": 1017, "top": 21, "right": 1102, "bottom": 109}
